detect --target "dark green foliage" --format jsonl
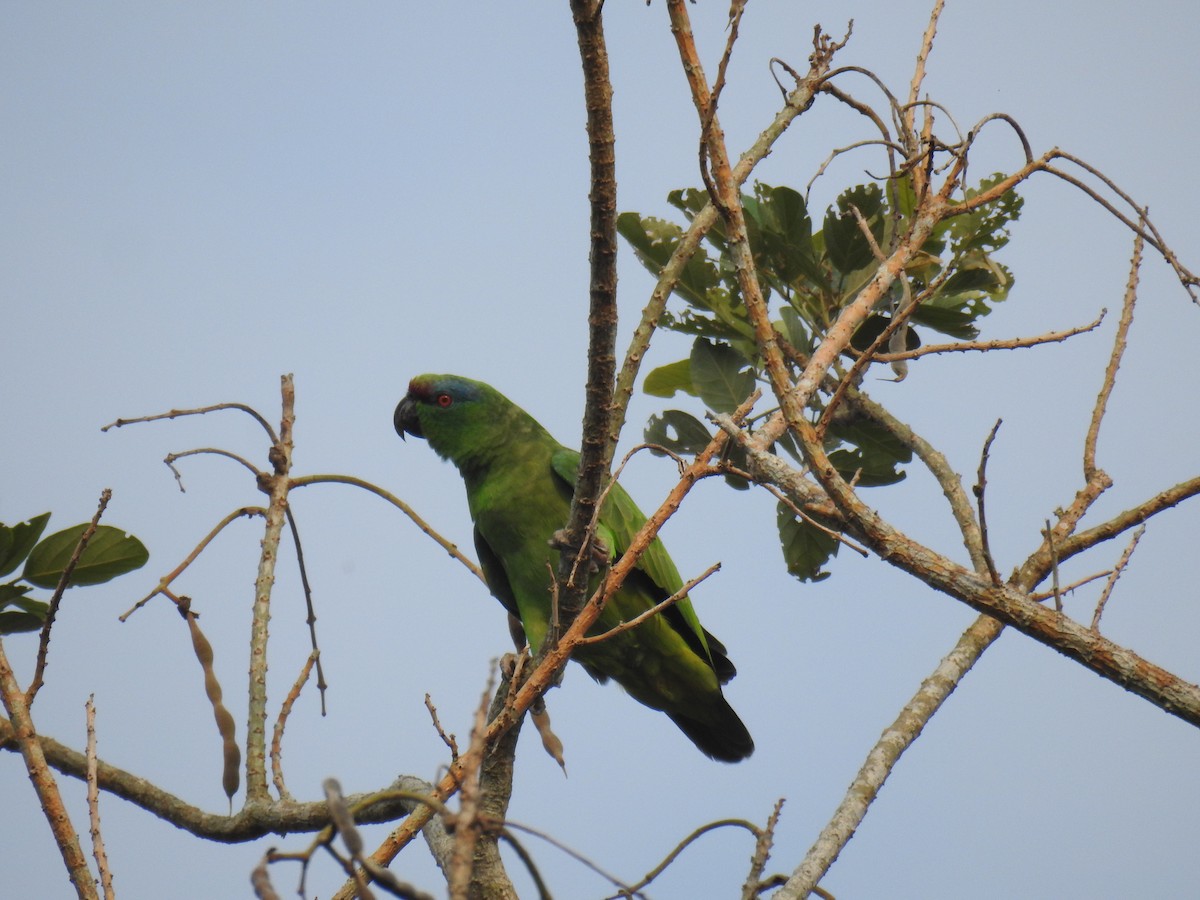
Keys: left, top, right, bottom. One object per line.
{"left": 0, "top": 513, "right": 148, "bottom": 635}
{"left": 689, "top": 339, "right": 755, "bottom": 414}
{"left": 622, "top": 174, "right": 1020, "bottom": 582}
{"left": 825, "top": 416, "right": 913, "bottom": 488}
{"left": 776, "top": 502, "right": 838, "bottom": 583}
{"left": 0, "top": 512, "right": 50, "bottom": 578}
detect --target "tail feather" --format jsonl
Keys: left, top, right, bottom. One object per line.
{"left": 667, "top": 698, "right": 754, "bottom": 762}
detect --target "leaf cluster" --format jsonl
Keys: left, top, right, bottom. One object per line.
{"left": 620, "top": 176, "right": 1021, "bottom": 580}
{"left": 0, "top": 513, "right": 148, "bottom": 634}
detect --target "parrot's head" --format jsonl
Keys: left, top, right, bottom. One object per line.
{"left": 394, "top": 374, "right": 499, "bottom": 465}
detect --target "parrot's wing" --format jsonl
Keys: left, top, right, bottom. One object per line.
{"left": 550, "top": 448, "right": 736, "bottom": 682}
{"left": 473, "top": 525, "right": 520, "bottom": 620}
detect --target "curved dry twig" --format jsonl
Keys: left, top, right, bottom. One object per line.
{"left": 869, "top": 310, "right": 1107, "bottom": 362}
{"left": 966, "top": 112, "right": 1034, "bottom": 164}
{"left": 102, "top": 401, "right": 279, "bottom": 445}
{"left": 121, "top": 506, "right": 266, "bottom": 621}
{"left": 612, "top": 818, "right": 764, "bottom": 899}
{"left": 289, "top": 474, "right": 485, "bottom": 584}
{"left": 164, "top": 447, "right": 262, "bottom": 489}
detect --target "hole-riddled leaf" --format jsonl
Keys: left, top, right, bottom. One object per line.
{"left": 644, "top": 410, "right": 713, "bottom": 457}
{"left": 23, "top": 524, "right": 149, "bottom": 589}
{"left": 690, "top": 338, "right": 755, "bottom": 414}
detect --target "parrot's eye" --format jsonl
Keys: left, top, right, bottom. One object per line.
{"left": 436, "top": 393, "right": 453, "bottom": 408}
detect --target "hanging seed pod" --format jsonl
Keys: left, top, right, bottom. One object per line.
{"left": 181, "top": 598, "right": 241, "bottom": 802}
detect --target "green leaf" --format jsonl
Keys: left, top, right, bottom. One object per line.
{"left": 777, "top": 307, "right": 814, "bottom": 355}
{"left": 690, "top": 339, "right": 755, "bottom": 413}
{"left": 749, "top": 183, "right": 823, "bottom": 288}
{"left": 948, "top": 173, "right": 1024, "bottom": 254}
{"left": 826, "top": 416, "right": 913, "bottom": 487}
{"left": 644, "top": 410, "right": 713, "bottom": 457}
{"left": 0, "top": 582, "right": 34, "bottom": 609}
{"left": 849, "top": 315, "right": 921, "bottom": 352}
{"left": 0, "top": 513, "right": 51, "bottom": 579}
{"left": 823, "top": 183, "right": 885, "bottom": 276}
{"left": 827, "top": 448, "right": 908, "bottom": 487}
{"left": 718, "top": 442, "right": 752, "bottom": 491}
{"left": 0, "top": 586, "right": 48, "bottom": 633}
{"left": 643, "top": 359, "right": 696, "bottom": 399}
{"left": 0, "top": 607, "right": 48, "bottom": 634}
{"left": 908, "top": 303, "right": 981, "bottom": 340}
{"left": 777, "top": 502, "right": 837, "bottom": 582}
{"left": 617, "top": 211, "right": 721, "bottom": 308}
{"left": 23, "top": 524, "right": 149, "bottom": 589}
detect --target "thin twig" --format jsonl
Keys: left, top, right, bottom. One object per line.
{"left": 85, "top": 695, "right": 116, "bottom": 900}
{"left": 494, "top": 830, "right": 554, "bottom": 900}
{"left": 1028, "top": 569, "right": 1112, "bottom": 603}
{"left": 424, "top": 693, "right": 459, "bottom": 761}
{"left": 1030, "top": 474, "right": 1200, "bottom": 582}
{"left": 575, "top": 562, "right": 721, "bottom": 645}
{"left": 967, "top": 112, "right": 1034, "bottom": 164}
{"left": 759, "top": 479, "right": 868, "bottom": 558}
{"left": 270, "top": 651, "right": 316, "bottom": 802}
{"left": 869, "top": 310, "right": 1107, "bottom": 362}
{"left": 1090, "top": 526, "right": 1145, "bottom": 632}
{"left": 1085, "top": 232, "right": 1142, "bottom": 481}
{"left": 284, "top": 507, "right": 328, "bottom": 714}
{"left": 28, "top": 488, "right": 112, "bottom": 706}
{"left": 903, "top": 0, "right": 946, "bottom": 153}
{"left": 289, "top": 474, "right": 485, "bottom": 584}
{"left": 120, "top": 506, "right": 265, "bottom": 621}
{"left": 973, "top": 420, "right": 1003, "bottom": 586}
{"left": 1044, "top": 519, "right": 1062, "bottom": 613}
{"left": 740, "top": 798, "right": 785, "bottom": 900}
{"left": 616, "top": 818, "right": 763, "bottom": 898}
{"left": 816, "top": 262, "right": 956, "bottom": 439}
{"left": 446, "top": 678, "right": 493, "bottom": 900}
{"left": 102, "top": 401, "right": 279, "bottom": 445}
{"left": 502, "top": 819, "right": 639, "bottom": 896}
{"left": 164, "top": 447, "right": 262, "bottom": 489}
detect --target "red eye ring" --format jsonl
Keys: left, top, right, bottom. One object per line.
{"left": 436, "top": 393, "right": 453, "bottom": 408}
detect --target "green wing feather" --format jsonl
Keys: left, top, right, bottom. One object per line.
{"left": 550, "top": 449, "right": 736, "bottom": 683}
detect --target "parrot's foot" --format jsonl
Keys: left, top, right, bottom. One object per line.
{"left": 507, "top": 612, "right": 527, "bottom": 653}
{"left": 549, "top": 528, "right": 609, "bottom": 573}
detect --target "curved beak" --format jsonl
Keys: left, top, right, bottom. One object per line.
{"left": 393, "top": 395, "right": 423, "bottom": 440}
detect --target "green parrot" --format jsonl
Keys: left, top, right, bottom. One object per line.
{"left": 394, "top": 374, "right": 753, "bottom": 762}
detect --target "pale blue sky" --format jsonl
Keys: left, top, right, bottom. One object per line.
{"left": 3, "top": 3, "right": 1198, "bottom": 897}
